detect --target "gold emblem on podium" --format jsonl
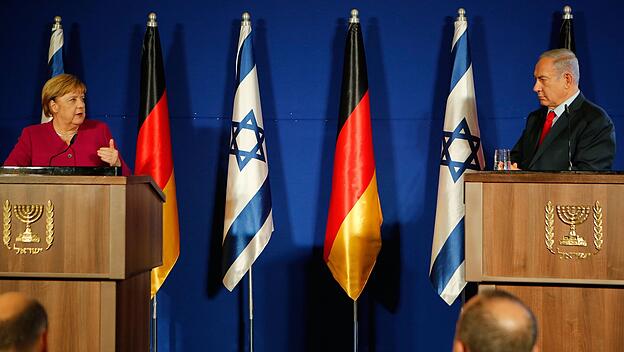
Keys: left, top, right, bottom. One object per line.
{"left": 3, "top": 200, "right": 55, "bottom": 255}
{"left": 544, "top": 201, "right": 603, "bottom": 259}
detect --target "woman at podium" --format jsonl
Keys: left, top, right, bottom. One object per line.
{"left": 3, "top": 74, "right": 130, "bottom": 175}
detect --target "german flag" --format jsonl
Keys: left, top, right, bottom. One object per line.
{"left": 135, "top": 13, "right": 180, "bottom": 297}
{"left": 324, "top": 10, "right": 382, "bottom": 301}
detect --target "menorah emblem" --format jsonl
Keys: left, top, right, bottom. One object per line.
{"left": 2, "top": 200, "right": 54, "bottom": 255}
{"left": 556, "top": 205, "right": 590, "bottom": 247}
{"left": 13, "top": 204, "right": 43, "bottom": 243}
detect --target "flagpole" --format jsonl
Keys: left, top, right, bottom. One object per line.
{"left": 346, "top": 10, "right": 362, "bottom": 351}
{"left": 52, "top": 16, "right": 62, "bottom": 31}
{"left": 152, "top": 294, "right": 158, "bottom": 352}
{"left": 563, "top": 5, "right": 572, "bottom": 19}
{"left": 559, "top": 5, "right": 575, "bottom": 53}
{"left": 224, "top": 10, "right": 273, "bottom": 351}
{"left": 248, "top": 265, "right": 254, "bottom": 352}
{"left": 353, "top": 300, "right": 358, "bottom": 352}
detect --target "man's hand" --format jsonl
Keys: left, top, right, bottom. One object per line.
{"left": 496, "top": 161, "right": 521, "bottom": 170}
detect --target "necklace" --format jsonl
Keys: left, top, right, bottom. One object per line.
{"left": 55, "top": 129, "right": 77, "bottom": 138}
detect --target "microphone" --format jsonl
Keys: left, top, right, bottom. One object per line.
{"left": 565, "top": 104, "right": 572, "bottom": 171}
{"left": 48, "top": 133, "right": 77, "bottom": 166}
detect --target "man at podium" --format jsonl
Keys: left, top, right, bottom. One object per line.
{"left": 510, "top": 49, "right": 615, "bottom": 171}
{"left": 3, "top": 74, "right": 130, "bottom": 175}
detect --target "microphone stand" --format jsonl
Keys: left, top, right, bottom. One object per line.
{"left": 48, "top": 134, "right": 77, "bottom": 166}
{"left": 565, "top": 104, "right": 572, "bottom": 171}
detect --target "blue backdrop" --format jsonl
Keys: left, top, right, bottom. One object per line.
{"left": 1, "top": 1, "right": 623, "bottom": 351}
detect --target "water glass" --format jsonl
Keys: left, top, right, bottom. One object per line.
{"left": 493, "top": 149, "right": 511, "bottom": 170}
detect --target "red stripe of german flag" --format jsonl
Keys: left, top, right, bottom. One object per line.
{"left": 135, "top": 22, "right": 180, "bottom": 297}
{"left": 324, "top": 20, "right": 382, "bottom": 301}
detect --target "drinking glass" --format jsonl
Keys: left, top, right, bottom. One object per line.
{"left": 493, "top": 149, "right": 511, "bottom": 170}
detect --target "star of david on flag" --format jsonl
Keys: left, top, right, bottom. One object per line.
{"left": 229, "top": 109, "right": 267, "bottom": 171}
{"left": 430, "top": 9, "right": 485, "bottom": 305}
{"left": 440, "top": 118, "right": 481, "bottom": 183}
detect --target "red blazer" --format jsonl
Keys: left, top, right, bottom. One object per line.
{"left": 3, "top": 119, "right": 131, "bottom": 176}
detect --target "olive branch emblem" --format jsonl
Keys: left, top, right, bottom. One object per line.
{"left": 545, "top": 201, "right": 555, "bottom": 254}
{"left": 3, "top": 200, "right": 10, "bottom": 249}
{"left": 45, "top": 201, "right": 54, "bottom": 250}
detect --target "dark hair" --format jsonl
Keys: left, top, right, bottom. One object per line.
{"left": 456, "top": 290, "right": 537, "bottom": 352}
{"left": 0, "top": 300, "right": 48, "bottom": 351}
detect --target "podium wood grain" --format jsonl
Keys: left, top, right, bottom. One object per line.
{"left": 0, "top": 176, "right": 162, "bottom": 351}
{"left": 465, "top": 172, "right": 624, "bottom": 352}
{"left": 497, "top": 285, "right": 624, "bottom": 352}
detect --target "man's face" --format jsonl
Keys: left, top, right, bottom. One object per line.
{"left": 533, "top": 57, "right": 569, "bottom": 109}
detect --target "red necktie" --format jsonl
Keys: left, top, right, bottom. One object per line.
{"left": 539, "top": 111, "right": 556, "bottom": 145}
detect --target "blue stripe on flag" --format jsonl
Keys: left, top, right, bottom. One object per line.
{"left": 236, "top": 34, "right": 255, "bottom": 85}
{"left": 50, "top": 50, "right": 64, "bottom": 77}
{"left": 449, "top": 31, "right": 470, "bottom": 92}
{"left": 430, "top": 218, "right": 465, "bottom": 295}
{"left": 222, "top": 177, "right": 272, "bottom": 270}
{"left": 49, "top": 29, "right": 64, "bottom": 77}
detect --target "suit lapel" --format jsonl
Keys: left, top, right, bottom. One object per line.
{"left": 525, "top": 110, "right": 546, "bottom": 168}
{"left": 528, "top": 93, "right": 585, "bottom": 169}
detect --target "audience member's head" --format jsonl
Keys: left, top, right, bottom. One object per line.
{"left": 453, "top": 290, "right": 538, "bottom": 352}
{"left": 0, "top": 292, "right": 48, "bottom": 352}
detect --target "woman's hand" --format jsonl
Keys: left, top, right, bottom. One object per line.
{"left": 97, "top": 139, "right": 121, "bottom": 167}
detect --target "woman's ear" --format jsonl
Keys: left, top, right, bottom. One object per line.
{"left": 49, "top": 100, "right": 58, "bottom": 114}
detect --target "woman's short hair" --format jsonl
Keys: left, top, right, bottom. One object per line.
{"left": 41, "top": 74, "right": 87, "bottom": 117}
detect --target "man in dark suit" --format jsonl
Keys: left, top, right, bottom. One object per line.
{"left": 510, "top": 49, "right": 615, "bottom": 171}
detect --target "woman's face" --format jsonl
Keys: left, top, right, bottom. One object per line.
{"left": 50, "top": 90, "right": 86, "bottom": 128}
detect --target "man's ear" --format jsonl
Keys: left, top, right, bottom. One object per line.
{"left": 564, "top": 71, "right": 574, "bottom": 88}
{"left": 38, "top": 329, "right": 48, "bottom": 352}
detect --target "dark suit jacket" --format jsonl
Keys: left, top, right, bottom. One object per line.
{"left": 3, "top": 119, "right": 131, "bottom": 175}
{"left": 511, "top": 93, "right": 616, "bottom": 171}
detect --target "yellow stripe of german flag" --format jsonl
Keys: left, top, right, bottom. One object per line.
{"left": 150, "top": 173, "right": 180, "bottom": 297}
{"left": 326, "top": 172, "right": 382, "bottom": 300}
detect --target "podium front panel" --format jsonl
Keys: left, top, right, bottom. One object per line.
{"left": 465, "top": 174, "right": 624, "bottom": 284}
{"left": 0, "top": 183, "right": 112, "bottom": 276}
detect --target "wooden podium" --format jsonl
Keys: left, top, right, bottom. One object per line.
{"left": 465, "top": 172, "right": 624, "bottom": 351}
{"left": 0, "top": 175, "right": 163, "bottom": 351}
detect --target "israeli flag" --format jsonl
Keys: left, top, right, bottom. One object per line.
{"left": 429, "top": 10, "right": 484, "bottom": 305}
{"left": 222, "top": 14, "right": 274, "bottom": 291}
{"left": 42, "top": 18, "right": 64, "bottom": 123}
{"left": 48, "top": 27, "right": 64, "bottom": 77}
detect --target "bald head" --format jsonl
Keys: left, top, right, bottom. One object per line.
{"left": 0, "top": 292, "right": 33, "bottom": 321}
{"left": 454, "top": 290, "right": 538, "bottom": 352}
{"left": 0, "top": 292, "right": 48, "bottom": 352}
